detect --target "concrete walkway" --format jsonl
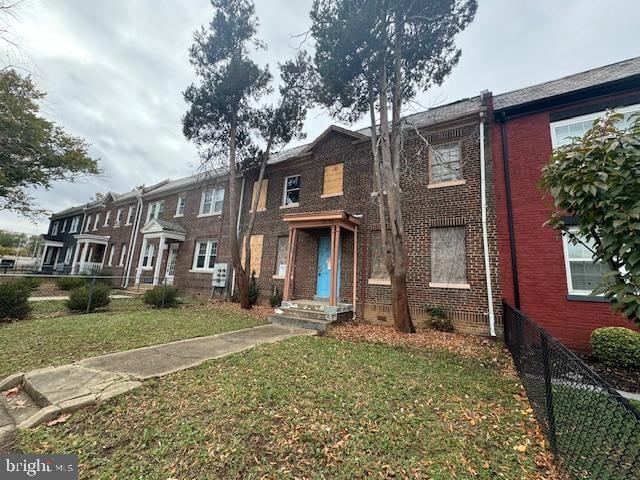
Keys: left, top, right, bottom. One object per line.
{"left": 0, "top": 324, "right": 313, "bottom": 450}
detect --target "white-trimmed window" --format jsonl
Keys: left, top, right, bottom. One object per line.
{"left": 430, "top": 142, "right": 463, "bottom": 185}
{"left": 199, "top": 187, "right": 224, "bottom": 216}
{"left": 107, "top": 244, "right": 115, "bottom": 266}
{"left": 70, "top": 216, "right": 80, "bottom": 233}
{"left": 115, "top": 208, "right": 123, "bottom": 227}
{"left": 192, "top": 240, "right": 218, "bottom": 271}
{"left": 51, "top": 221, "right": 59, "bottom": 236}
{"left": 64, "top": 247, "right": 73, "bottom": 265}
{"left": 430, "top": 226, "right": 469, "bottom": 289}
{"left": 61, "top": 220, "right": 67, "bottom": 233}
{"left": 274, "top": 236, "right": 288, "bottom": 277}
{"left": 118, "top": 243, "right": 127, "bottom": 267}
{"left": 282, "top": 175, "right": 300, "bottom": 206}
{"left": 562, "top": 228, "right": 609, "bottom": 296}
{"left": 104, "top": 211, "right": 111, "bottom": 227}
{"left": 551, "top": 103, "right": 640, "bottom": 148}
{"left": 142, "top": 243, "right": 155, "bottom": 268}
{"left": 93, "top": 213, "right": 100, "bottom": 231}
{"left": 146, "top": 201, "right": 164, "bottom": 223}
{"left": 175, "top": 195, "right": 186, "bottom": 217}
{"left": 84, "top": 215, "right": 91, "bottom": 232}
{"left": 126, "top": 206, "right": 135, "bottom": 225}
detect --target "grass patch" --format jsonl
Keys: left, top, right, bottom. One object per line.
{"left": 631, "top": 399, "right": 640, "bottom": 411}
{"left": 18, "top": 336, "right": 556, "bottom": 479}
{"left": 0, "top": 305, "right": 264, "bottom": 378}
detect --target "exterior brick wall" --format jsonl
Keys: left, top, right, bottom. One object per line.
{"left": 491, "top": 92, "right": 639, "bottom": 351}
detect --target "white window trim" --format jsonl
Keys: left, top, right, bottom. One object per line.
{"left": 550, "top": 103, "right": 640, "bottom": 148}
{"left": 118, "top": 244, "right": 127, "bottom": 267}
{"left": 51, "top": 221, "right": 59, "bottom": 236}
{"left": 282, "top": 175, "right": 301, "bottom": 207}
{"left": 60, "top": 220, "right": 67, "bottom": 233}
{"left": 198, "top": 188, "right": 223, "bottom": 217}
{"left": 64, "top": 248, "right": 73, "bottom": 265}
{"left": 107, "top": 245, "right": 115, "bottom": 267}
{"left": 191, "top": 240, "right": 218, "bottom": 271}
{"left": 429, "top": 282, "right": 471, "bottom": 289}
{"left": 142, "top": 244, "right": 155, "bottom": 270}
{"left": 561, "top": 228, "right": 605, "bottom": 297}
{"left": 93, "top": 214, "right": 100, "bottom": 231}
{"left": 104, "top": 211, "right": 111, "bottom": 227}
{"left": 84, "top": 216, "right": 91, "bottom": 232}
{"left": 146, "top": 201, "right": 164, "bottom": 223}
{"left": 126, "top": 206, "right": 135, "bottom": 226}
{"left": 70, "top": 217, "right": 80, "bottom": 233}
{"left": 175, "top": 196, "right": 185, "bottom": 217}
{"left": 115, "top": 209, "right": 123, "bottom": 227}
{"left": 429, "top": 141, "right": 463, "bottom": 186}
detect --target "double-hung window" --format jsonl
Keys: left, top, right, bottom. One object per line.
{"left": 192, "top": 240, "right": 218, "bottom": 271}
{"left": 51, "top": 221, "right": 59, "bottom": 236}
{"left": 430, "top": 226, "right": 469, "bottom": 289}
{"left": 175, "top": 195, "right": 186, "bottom": 217}
{"left": 70, "top": 216, "right": 80, "bottom": 233}
{"left": 61, "top": 220, "right": 67, "bottom": 233}
{"left": 146, "top": 201, "right": 164, "bottom": 223}
{"left": 562, "top": 229, "right": 609, "bottom": 296}
{"left": 107, "top": 244, "right": 115, "bottom": 266}
{"left": 429, "top": 142, "right": 463, "bottom": 185}
{"left": 84, "top": 215, "right": 91, "bottom": 232}
{"left": 115, "top": 208, "right": 123, "bottom": 227}
{"left": 126, "top": 206, "right": 135, "bottom": 225}
{"left": 142, "top": 243, "right": 155, "bottom": 268}
{"left": 118, "top": 243, "right": 127, "bottom": 267}
{"left": 199, "top": 187, "right": 224, "bottom": 216}
{"left": 64, "top": 247, "right": 73, "bottom": 265}
{"left": 282, "top": 175, "right": 300, "bottom": 206}
{"left": 93, "top": 214, "right": 100, "bottom": 231}
{"left": 104, "top": 211, "right": 111, "bottom": 227}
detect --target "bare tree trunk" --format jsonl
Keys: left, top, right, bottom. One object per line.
{"left": 227, "top": 111, "right": 250, "bottom": 309}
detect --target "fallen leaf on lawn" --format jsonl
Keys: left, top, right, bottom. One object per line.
{"left": 513, "top": 444, "right": 527, "bottom": 452}
{"left": 47, "top": 413, "right": 71, "bottom": 426}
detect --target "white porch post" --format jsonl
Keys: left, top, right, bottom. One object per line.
{"left": 71, "top": 241, "right": 82, "bottom": 274}
{"left": 39, "top": 244, "right": 49, "bottom": 271}
{"left": 135, "top": 237, "right": 148, "bottom": 285}
{"left": 78, "top": 241, "right": 88, "bottom": 274}
{"left": 53, "top": 248, "right": 61, "bottom": 271}
{"left": 153, "top": 234, "right": 166, "bottom": 285}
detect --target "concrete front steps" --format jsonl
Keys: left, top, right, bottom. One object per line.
{"left": 268, "top": 299, "right": 353, "bottom": 332}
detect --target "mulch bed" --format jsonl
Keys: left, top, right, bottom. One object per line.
{"left": 578, "top": 354, "right": 640, "bottom": 393}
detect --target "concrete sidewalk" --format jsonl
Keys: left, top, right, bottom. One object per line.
{"left": 0, "top": 324, "right": 313, "bottom": 449}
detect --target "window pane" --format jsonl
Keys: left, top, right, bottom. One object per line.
{"left": 287, "top": 175, "right": 300, "bottom": 189}
{"left": 370, "top": 231, "right": 388, "bottom": 280}
{"left": 286, "top": 189, "right": 299, "bottom": 205}
{"left": 431, "top": 143, "right": 461, "bottom": 183}
{"left": 570, "top": 261, "right": 608, "bottom": 292}
{"left": 196, "top": 255, "right": 205, "bottom": 268}
{"left": 567, "top": 237, "right": 596, "bottom": 260}
{"left": 431, "top": 226, "right": 467, "bottom": 284}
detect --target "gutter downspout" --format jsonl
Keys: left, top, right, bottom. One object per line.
{"left": 124, "top": 193, "right": 144, "bottom": 288}
{"left": 231, "top": 176, "right": 245, "bottom": 297}
{"left": 479, "top": 112, "right": 496, "bottom": 337}
{"left": 499, "top": 113, "right": 521, "bottom": 309}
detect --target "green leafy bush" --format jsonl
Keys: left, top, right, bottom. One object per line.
{"left": 56, "top": 276, "right": 87, "bottom": 291}
{"left": 249, "top": 271, "right": 259, "bottom": 306}
{"left": 16, "top": 276, "right": 42, "bottom": 290}
{"left": 66, "top": 284, "right": 111, "bottom": 313}
{"left": 425, "top": 306, "right": 454, "bottom": 332}
{"left": 0, "top": 279, "right": 31, "bottom": 321}
{"left": 143, "top": 286, "right": 179, "bottom": 308}
{"left": 590, "top": 327, "right": 640, "bottom": 370}
{"left": 269, "top": 285, "right": 282, "bottom": 307}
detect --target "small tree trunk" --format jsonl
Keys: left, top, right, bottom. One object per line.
{"left": 391, "top": 272, "right": 414, "bottom": 333}
{"left": 237, "top": 269, "right": 250, "bottom": 309}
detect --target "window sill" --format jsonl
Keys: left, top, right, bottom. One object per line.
{"left": 567, "top": 294, "right": 609, "bottom": 303}
{"left": 125, "top": 223, "right": 132, "bottom": 227}
{"left": 189, "top": 268, "right": 215, "bottom": 273}
{"left": 248, "top": 209, "right": 267, "bottom": 214}
{"left": 279, "top": 203, "right": 300, "bottom": 209}
{"left": 321, "top": 192, "right": 343, "bottom": 199}
{"left": 197, "top": 212, "right": 222, "bottom": 218}
{"left": 272, "top": 275, "right": 285, "bottom": 280}
{"left": 429, "top": 282, "right": 470, "bottom": 290}
{"left": 174, "top": 214, "right": 184, "bottom": 218}
{"left": 427, "top": 179, "right": 466, "bottom": 189}
{"left": 141, "top": 266, "right": 153, "bottom": 271}
{"left": 368, "top": 278, "right": 391, "bottom": 286}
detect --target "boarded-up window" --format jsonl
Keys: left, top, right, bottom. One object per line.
{"left": 430, "top": 142, "right": 462, "bottom": 183}
{"left": 322, "top": 163, "right": 343, "bottom": 197}
{"left": 250, "top": 180, "right": 268, "bottom": 212}
{"left": 242, "top": 234, "right": 264, "bottom": 277}
{"left": 370, "top": 231, "right": 388, "bottom": 281}
{"left": 275, "top": 236, "right": 288, "bottom": 277}
{"left": 430, "top": 226, "right": 467, "bottom": 285}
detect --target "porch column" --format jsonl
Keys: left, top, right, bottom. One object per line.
{"left": 352, "top": 225, "right": 358, "bottom": 312}
{"left": 329, "top": 225, "right": 340, "bottom": 306}
{"left": 283, "top": 227, "right": 298, "bottom": 301}
{"left": 77, "top": 241, "right": 88, "bottom": 274}
{"left": 39, "top": 244, "right": 49, "bottom": 271}
{"left": 135, "top": 237, "right": 148, "bottom": 285}
{"left": 153, "top": 235, "right": 166, "bottom": 285}
{"left": 71, "top": 242, "right": 81, "bottom": 274}
{"left": 53, "top": 248, "right": 61, "bottom": 270}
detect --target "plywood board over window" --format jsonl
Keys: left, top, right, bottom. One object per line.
{"left": 322, "top": 163, "right": 343, "bottom": 197}
{"left": 430, "top": 226, "right": 469, "bottom": 288}
{"left": 251, "top": 180, "right": 268, "bottom": 212}
{"left": 242, "top": 234, "right": 264, "bottom": 277}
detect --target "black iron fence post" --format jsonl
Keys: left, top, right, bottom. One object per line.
{"left": 540, "top": 333, "right": 558, "bottom": 454}
{"left": 161, "top": 277, "right": 167, "bottom": 309}
{"left": 86, "top": 276, "right": 96, "bottom": 313}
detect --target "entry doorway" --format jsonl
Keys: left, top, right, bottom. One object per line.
{"left": 315, "top": 236, "right": 340, "bottom": 299}
{"left": 165, "top": 244, "right": 178, "bottom": 285}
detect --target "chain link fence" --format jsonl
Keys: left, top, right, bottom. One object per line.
{"left": 0, "top": 273, "right": 228, "bottom": 322}
{"left": 503, "top": 302, "right": 640, "bottom": 479}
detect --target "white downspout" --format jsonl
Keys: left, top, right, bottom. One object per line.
{"left": 231, "top": 176, "right": 245, "bottom": 296}
{"left": 124, "top": 194, "right": 144, "bottom": 288}
{"left": 479, "top": 111, "right": 496, "bottom": 337}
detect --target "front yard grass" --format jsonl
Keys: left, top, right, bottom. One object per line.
{"left": 0, "top": 304, "right": 265, "bottom": 378}
{"left": 18, "top": 334, "right": 558, "bottom": 479}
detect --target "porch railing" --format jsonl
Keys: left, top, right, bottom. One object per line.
{"left": 73, "top": 262, "right": 103, "bottom": 275}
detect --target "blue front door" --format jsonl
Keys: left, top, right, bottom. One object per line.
{"left": 316, "top": 236, "right": 340, "bottom": 299}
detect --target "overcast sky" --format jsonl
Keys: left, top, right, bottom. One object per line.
{"left": 1, "top": 0, "right": 639, "bottom": 234}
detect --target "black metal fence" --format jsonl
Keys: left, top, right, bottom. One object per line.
{"left": 503, "top": 302, "right": 640, "bottom": 479}
{"left": 0, "top": 273, "right": 221, "bottom": 322}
